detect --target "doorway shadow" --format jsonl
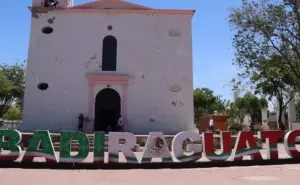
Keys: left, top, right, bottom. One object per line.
{"left": 94, "top": 88, "right": 121, "bottom": 132}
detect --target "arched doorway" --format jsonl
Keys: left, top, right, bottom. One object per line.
{"left": 94, "top": 88, "right": 121, "bottom": 132}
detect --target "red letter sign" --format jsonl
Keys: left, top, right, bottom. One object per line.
{"left": 259, "top": 130, "right": 284, "bottom": 160}
{"left": 203, "top": 132, "right": 232, "bottom": 161}
{"left": 232, "top": 131, "right": 262, "bottom": 161}
{"left": 284, "top": 130, "right": 300, "bottom": 158}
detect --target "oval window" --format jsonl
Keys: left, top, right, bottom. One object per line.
{"left": 169, "top": 84, "right": 182, "bottom": 92}
{"left": 168, "top": 29, "right": 181, "bottom": 37}
{"left": 42, "top": 26, "right": 54, "bottom": 34}
{"left": 37, "top": 83, "right": 49, "bottom": 90}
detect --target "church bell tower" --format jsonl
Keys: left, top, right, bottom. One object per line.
{"left": 32, "top": 0, "right": 73, "bottom": 8}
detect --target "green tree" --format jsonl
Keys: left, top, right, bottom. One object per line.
{"left": 250, "top": 55, "right": 296, "bottom": 130}
{"left": 229, "top": 0, "right": 300, "bottom": 89}
{"left": 228, "top": 93, "right": 268, "bottom": 132}
{"left": 0, "top": 62, "right": 25, "bottom": 117}
{"left": 193, "top": 88, "right": 228, "bottom": 122}
{"left": 3, "top": 105, "right": 22, "bottom": 120}
{"left": 227, "top": 101, "right": 245, "bottom": 134}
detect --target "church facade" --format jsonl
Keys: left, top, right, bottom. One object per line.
{"left": 20, "top": 0, "right": 196, "bottom": 134}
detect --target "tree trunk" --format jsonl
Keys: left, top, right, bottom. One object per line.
{"left": 278, "top": 104, "right": 285, "bottom": 131}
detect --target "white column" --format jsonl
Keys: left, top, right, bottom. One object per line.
{"left": 261, "top": 108, "right": 269, "bottom": 130}
{"left": 56, "top": 0, "right": 74, "bottom": 8}
{"left": 233, "top": 90, "right": 239, "bottom": 102}
{"left": 288, "top": 95, "right": 296, "bottom": 130}
{"left": 261, "top": 95, "right": 269, "bottom": 130}
{"left": 232, "top": 90, "right": 240, "bottom": 127}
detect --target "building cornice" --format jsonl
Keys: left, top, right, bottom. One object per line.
{"left": 28, "top": 7, "right": 195, "bottom": 16}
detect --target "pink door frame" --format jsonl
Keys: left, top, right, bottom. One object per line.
{"left": 87, "top": 74, "right": 130, "bottom": 132}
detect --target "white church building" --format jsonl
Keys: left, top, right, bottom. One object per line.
{"left": 19, "top": 0, "right": 196, "bottom": 134}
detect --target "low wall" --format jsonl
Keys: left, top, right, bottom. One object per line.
{"left": 0, "top": 121, "right": 21, "bottom": 130}
{"left": 198, "top": 115, "right": 229, "bottom": 132}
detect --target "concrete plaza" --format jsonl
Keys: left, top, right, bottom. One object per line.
{"left": 1, "top": 164, "right": 300, "bottom": 185}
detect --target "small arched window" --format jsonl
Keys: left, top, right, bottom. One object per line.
{"left": 102, "top": 35, "right": 117, "bottom": 71}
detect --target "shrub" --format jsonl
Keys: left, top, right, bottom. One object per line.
{"left": 228, "top": 118, "right": 244, "bottom": 135}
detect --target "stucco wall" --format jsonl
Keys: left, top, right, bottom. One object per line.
{"left": 20, "top": 11, "right": 194, "bottom": 134}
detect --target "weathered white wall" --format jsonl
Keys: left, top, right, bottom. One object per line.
{"left": 20, "top": 12, "right": 194, "bottom": 134}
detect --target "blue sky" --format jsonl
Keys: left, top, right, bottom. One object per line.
{"left": 0, "top": 0, "right": 242, "bottom": 101}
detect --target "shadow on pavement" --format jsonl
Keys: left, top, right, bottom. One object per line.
{"left": 1, "top": 158, "right": 300, "bottom": 170}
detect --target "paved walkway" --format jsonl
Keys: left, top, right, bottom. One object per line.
{"left": 1, "top": 164, "right": 300, "bottom": 185}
